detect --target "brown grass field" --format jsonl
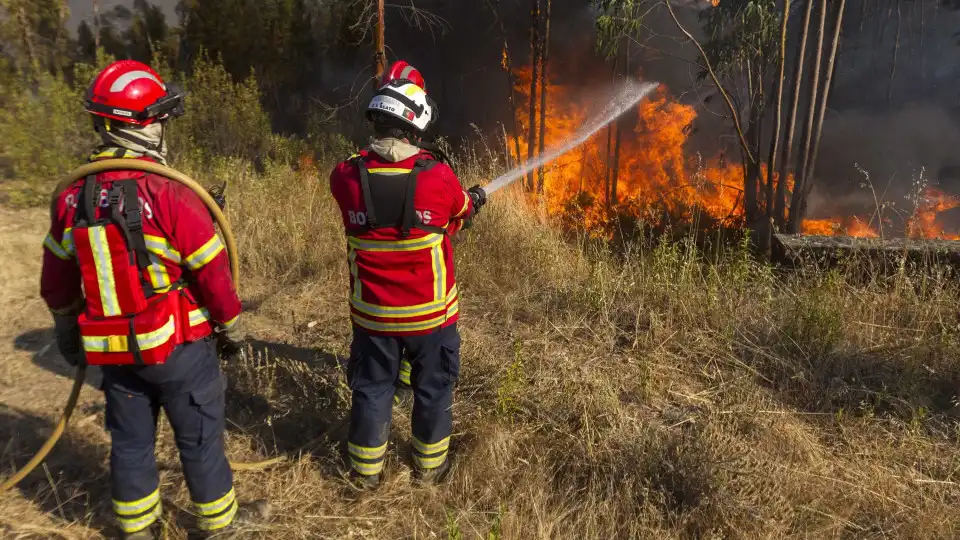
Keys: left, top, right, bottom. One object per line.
{"left": 1, "top": 156, "right": 960, "bottom": 540}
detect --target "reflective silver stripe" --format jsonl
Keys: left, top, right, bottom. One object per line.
{"left": 185, "top": 236, "right": 224, "bottom": 270}
{"left": 144, "top": 234, "right": 181, "bottom": 263}
{"left": 197, "top": 501, "right": 237, "bottom": 531}
{"left": 117, "top": 503, "right": 162, "bottom": 533}
{"left": 91, "top": 227, "right": 121, "bottom": 316}
{"left": 189, "top": 308, "right": 211, "bottom": 326}
{"left": 43, "top": 233, "right": 70, "bottom": 259}
{"left": 113, "top": 489, "right": 160, "bottom": 516}
{"left": 347, "top": 233, "right": 442, "bottom": 252}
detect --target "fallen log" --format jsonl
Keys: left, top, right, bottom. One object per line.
{"left": 772, "top": 234, "right": 960, "bottom": 271}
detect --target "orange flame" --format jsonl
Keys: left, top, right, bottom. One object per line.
{"left": 512, "top": 67, "right": 958, "bottom": 240}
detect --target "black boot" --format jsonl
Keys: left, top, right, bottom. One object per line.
{"left": 192, "top": 500, "right": 270, "bottom": 539}
{"left": 123, "top": 525, "right": 158, "bottom": 540}
{"left": 414, "top": 456, "right": 452, "bottom": 485}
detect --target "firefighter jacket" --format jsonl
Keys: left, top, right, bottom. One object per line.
{"left": 40, "top": 155, "right": 241, "bottom": 364}
{"left": 329, "top": 147, "right": 475, "bottom": 336}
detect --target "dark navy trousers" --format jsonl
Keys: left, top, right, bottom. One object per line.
{"left": 347, "top": 323, "right": 461, "bottom": 476}
{"left": 101, "top": 337, "right": 236, "bottom": 533}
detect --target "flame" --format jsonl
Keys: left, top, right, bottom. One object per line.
{"left": 511, "top": 68, "right": 785, "bottom": 237}
{"left": 511, "top": 67, "right": 960, "bottom": 241}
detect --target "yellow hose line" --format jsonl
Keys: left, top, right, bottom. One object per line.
{"left": 0, "top": 160, "right": 283, "bottom": 493}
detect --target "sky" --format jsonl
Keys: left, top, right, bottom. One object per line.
{"left": 66, "top": 0, "right": 178, "bottom": 31}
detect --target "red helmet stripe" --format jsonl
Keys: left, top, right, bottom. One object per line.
{"left": 400, "top": 65, "right": 416, "bottom": 80}
{"left": 109, "top": 71, "right": 164, "bottom": 93}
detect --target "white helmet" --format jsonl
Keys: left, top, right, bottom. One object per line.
{"left": 366, "top": 79, "right": 437, "bottom": 134}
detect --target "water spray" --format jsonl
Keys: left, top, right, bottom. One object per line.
{"left": 484, "top": 80, "right": 660, "bottom": 195}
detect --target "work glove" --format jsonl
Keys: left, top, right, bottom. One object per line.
{"left": 52, "top": 314, "right": 85, "bottom": 367}
{"left": 215, "top": 325, "right": 246, "bottom": 361}
{"left": 467, "top": 185, "right": 487, "bottom": 215}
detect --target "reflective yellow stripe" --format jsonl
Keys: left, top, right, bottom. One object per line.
{"left": 195, "top": 488, "right": 236, "bottom": 516}
{"left": 198, "top": 500, "right": 237, "bottom": 531}
{"left": 351, "top": 304, "right": 457, "bottom": 333}
{"left": 454, "top": 193, "right": 470, "bottom": 218}
{"left": 347, "top": 233, "right": 443, "bottom": 252}
{"left": 117, "top": 503, "right": 162, "bottom": 533}
{"left": 367, "top": 167, "right": 413, "bottom": 175}
{"left": 91, "top": 227, "right": 121, "bottom": 316}
{"left": 431, "top": 244, "right": 446, "bottom": 302}
{"left": 222, "top": 314, "right": 240, "bottom": 329}
{"left": 189, "top": 308, "right": 211, "bottom": 326}
{"left": 350, "top": 285, "right": 457, "bottom": 318}
{"left": 113, "top": 489, "right": 160, "bottom": 516}
{"left": 144, "top": 234, "right": 181, "bottom": 263}
{"left": 413, "top": 436, "right": 450, "bottom": 455}
{"left": 350, "top": 459, "right": 385, "bottom": 476}
{"left": 413, "top": 452, "right": 448, "bottom": 469}
{"left": 185, "top": 236, "right": 224, "bottom": 270}
{"left": 147, "top": 253, "right": 172, "bottom": 291}
{"left": 43, "top": 232, "right": 71, "bottom": 260}
{"left": 82, "top": 316, "right": 176, "bottom": 352}
{"left": 62, "top": 228, "right": 75, "bottom": 256}
{"left": 399, "top": 364, "right": 411, "bottom": 386}
{"left": 348, "top": 442, "right": 387, "bottom": 460}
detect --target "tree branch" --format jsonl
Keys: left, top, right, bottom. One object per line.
{"left": 663, "top": 0, "right": 755, "bottom": 164}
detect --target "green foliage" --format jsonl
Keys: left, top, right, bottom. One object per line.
{"left": 701, "top": 0, "right": 782, "bottom": 79}
{"left": 592, "top": 0, "right": 653, "bottom": 59}
{"left": 0, "top": 67, "right": 91, "bottom": 206}
{"left": 165, "top": 53, "right": 276, "bottom": 164}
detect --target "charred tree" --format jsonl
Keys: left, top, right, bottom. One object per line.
{"left": 537, "top": 0, "right": 552, "bottom": 194}
{"left": 765, "top": 0, "right": 791, "bottom": 236}
{"left": 611, "top": 47, "right": 627, "bottom": 206}
{"left": 792, "top": 0, "right": 847, "bottom": 230}
{"left": 374, "top": 0, "right": 386, "bottom": 81}
{"left": 526, "top": 0, "right": 542, "bottom": 192}
{"left": 775, "top": 0, "right": 815, "bottom": 229}
{"left": 788, "top": 0, "right": 829, "bottom": 234}
{"left": 487, "top": 0, "right": 523, "bottom": 170}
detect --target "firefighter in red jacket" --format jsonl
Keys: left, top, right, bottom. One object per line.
{"left": 40, "top": 60, "right": 265, "bottom": 538}
{"left": 329, "top": 61, "right": 487, "bottom": 488}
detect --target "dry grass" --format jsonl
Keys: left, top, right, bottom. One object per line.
{"left": 1, "top": 154, "right": 960, "bottom": 539}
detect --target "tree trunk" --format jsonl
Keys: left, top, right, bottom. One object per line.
{"left": 887, "top": 0, "right": 901, "bottom": 104}
{"left": 788, "top": 0, "right": 829, "bottom": 234}
{"left": 537, "top": 0, "right": 552, "bottom": 194}
{"left": 744, "top": 90, "right": 763, "bottom": 228}
{"left": 605, "top": 123, "right": 612, "bottom": 207}
{"left": 794, "top": 0, "right": 847, "bottom": 230}
{"left": 611, "top": 47, "right": 627, "bottom": 206}
{"left": 526, "top": 0, "right": 541, "bottom": 192}
{"left": 374, "top": 0, "right": 386, "bottom": 81}
{"left": 490, "top": 0, "right": 523, "bottom": 170}
{"left": 94, "top": 0, "right": 101, "bottom": 51}
{"left": 763, "top": 0, "right": 791, "bottom": 253}
{"left": 775, "top": 0, "right": 815, "bottom": 228}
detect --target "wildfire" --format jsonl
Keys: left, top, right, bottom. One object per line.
{"left": 510, "top": 67, "right": 960, "bottom": 240}
{"left": 512, "top": 68, "right": 749, "bottom": 236}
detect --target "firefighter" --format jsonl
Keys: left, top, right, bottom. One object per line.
{"left": 329, "top": 61, "right": 487, "bottom": 488}
{"left": 40, "top": 60, "right": 267, "bottom": 539}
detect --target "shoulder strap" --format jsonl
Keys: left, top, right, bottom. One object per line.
{"left": 74, "top": 174, "right": 99, "bottom": 227}
{"left": 102, "top": 179, "right": 150, "bottom": 270}
{"left": 353, "top": 155, "right": 378, "bottom": 229}
{"left": 400, "top": 162, "right": 424, "bottom": 238}
{"left": 401, "top": 159, "right": 447, "bottom": 237}
{"left": 119, "top": 179, "right": 150, "bottom": 270}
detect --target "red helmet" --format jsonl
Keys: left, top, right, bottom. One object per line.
{"left": 84, "top": 60, "right": 185, "bottom": 126}
{"left": 379, "top": 60, "right": 427, "bottom": 93}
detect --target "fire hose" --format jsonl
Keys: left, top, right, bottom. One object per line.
{"left": 0, "top": 159, "right": 285, "bottom": 493}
